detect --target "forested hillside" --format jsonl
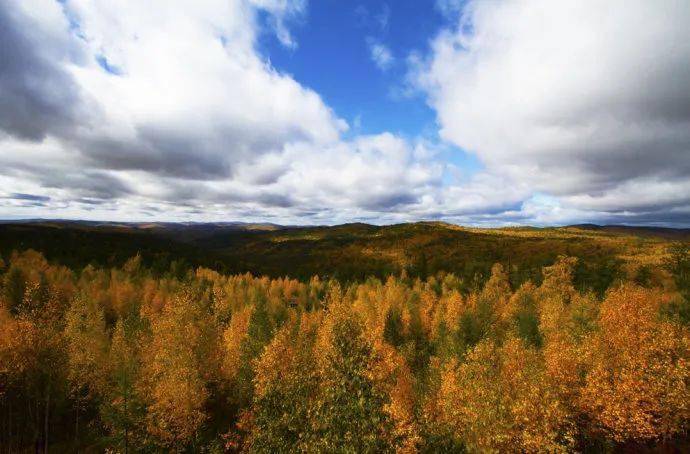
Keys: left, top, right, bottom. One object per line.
{"left": 1, "top": 238, "right": 689, "bottom": 451}
{"left": 2, "top": 221, "right": 686, "bottom": 293}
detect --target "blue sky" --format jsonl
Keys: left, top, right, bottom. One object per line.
{"left": 255, "top": 1, "right": 485, "bottom": 184}
{"left": 257, "top": 1, "right": 444, "bottom": 138}
{"left": 0, "top": 0, "right": 688, "bottom": 226}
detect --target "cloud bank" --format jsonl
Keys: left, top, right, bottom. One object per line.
{"left": 0, "top": 0, "right": 688, "bottom": 226}
{"left": 415, "top": 0, "right": 690, "bottom": 225}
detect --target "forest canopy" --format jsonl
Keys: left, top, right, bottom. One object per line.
{"left": 1, "top": 240, "right": 689, "bottom": 452}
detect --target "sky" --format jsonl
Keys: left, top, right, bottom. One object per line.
{"left": 0, "top": 0, "right": 689, "bottom": 227}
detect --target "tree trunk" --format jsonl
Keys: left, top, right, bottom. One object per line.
{"left": 75, "top": 404, "right": 79, "bottom": 445}
{"left": 2, "top": 398, "right": 4, "bottom": 453}
{"left": 124, "top": 373, "right": 129, "bottom": 454}
{"left": 44, "top": 384, "right": 50, "bottom": 454}
{"left": 2, "top": 398, "right": 6, "bottom": 454}
{"left": 8, "top": 399, "right": 12, "bottom": 454}
{"left": 29, "top": 397, "right": 38, "bottom": 453}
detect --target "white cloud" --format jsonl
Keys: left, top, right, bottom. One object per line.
{"left": 0, "top": 0, "right": 345, "bottom": 179}
{"left": 248, "top": 0, "right": 307, "bottom": 49}
{"left": 434, "top": 0, "right": 463, "bottom": 18}
{"left": 367, "top": 38, "right": 394, "bottom": 71}
{"left": 415, "top": 0, "right": 690, "bottom": 223}
{"left": 68, "top": 0, "right": 343, "bottom": 175}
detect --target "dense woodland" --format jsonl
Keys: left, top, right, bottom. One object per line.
{"left": 1, "top": 225, "right": 689, "bottom": 452}
{"left": 3, "top": 221, "right": 683, "bottom": 290}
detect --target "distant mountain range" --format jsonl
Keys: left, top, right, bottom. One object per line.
{"left": 3, "top": 218, "right": 689, "bottom": 237}
{"left": 0, "top": 218, "right": 285, "bottom": 230}
{"left": 568, "top": 223, "right": 690, "bottom": 240}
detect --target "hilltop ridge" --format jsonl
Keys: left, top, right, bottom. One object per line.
{"left": 1, "top": 220, "right": 686, "bottom": 293}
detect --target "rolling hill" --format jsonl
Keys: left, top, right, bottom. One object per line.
{"left": 1, "top": 220, "right": 686, "bottom": 293}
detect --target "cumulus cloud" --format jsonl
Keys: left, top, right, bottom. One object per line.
{"left": 0, "top": 0, "right": 344, "bottom": 180}
{"left": 1, "top": 0, "right": 464, "bottom": 225}
{"left": 0, "top": 0, "right": 345, "bottom": 220}
{"left": 0, "top": 3, "right": 91, "bottom": 141}
{"left": 415, "top": 0, "right": 690, "bottom": 224}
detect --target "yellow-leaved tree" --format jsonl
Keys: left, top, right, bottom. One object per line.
{"left": 581, "top": 284, "right": 690, "bottom": 443}
{"left": 438, "top": 336, "right": 574, "bottom": 452}
{"left": 138, "top": 290, "right": 213, "bottom": 449}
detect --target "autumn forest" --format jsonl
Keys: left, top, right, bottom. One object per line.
{"left": 1, "top": 223, "right": 689, "bottom": 452}
{"left": 2, "top": 0, "right": 690, "bottom": 451}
